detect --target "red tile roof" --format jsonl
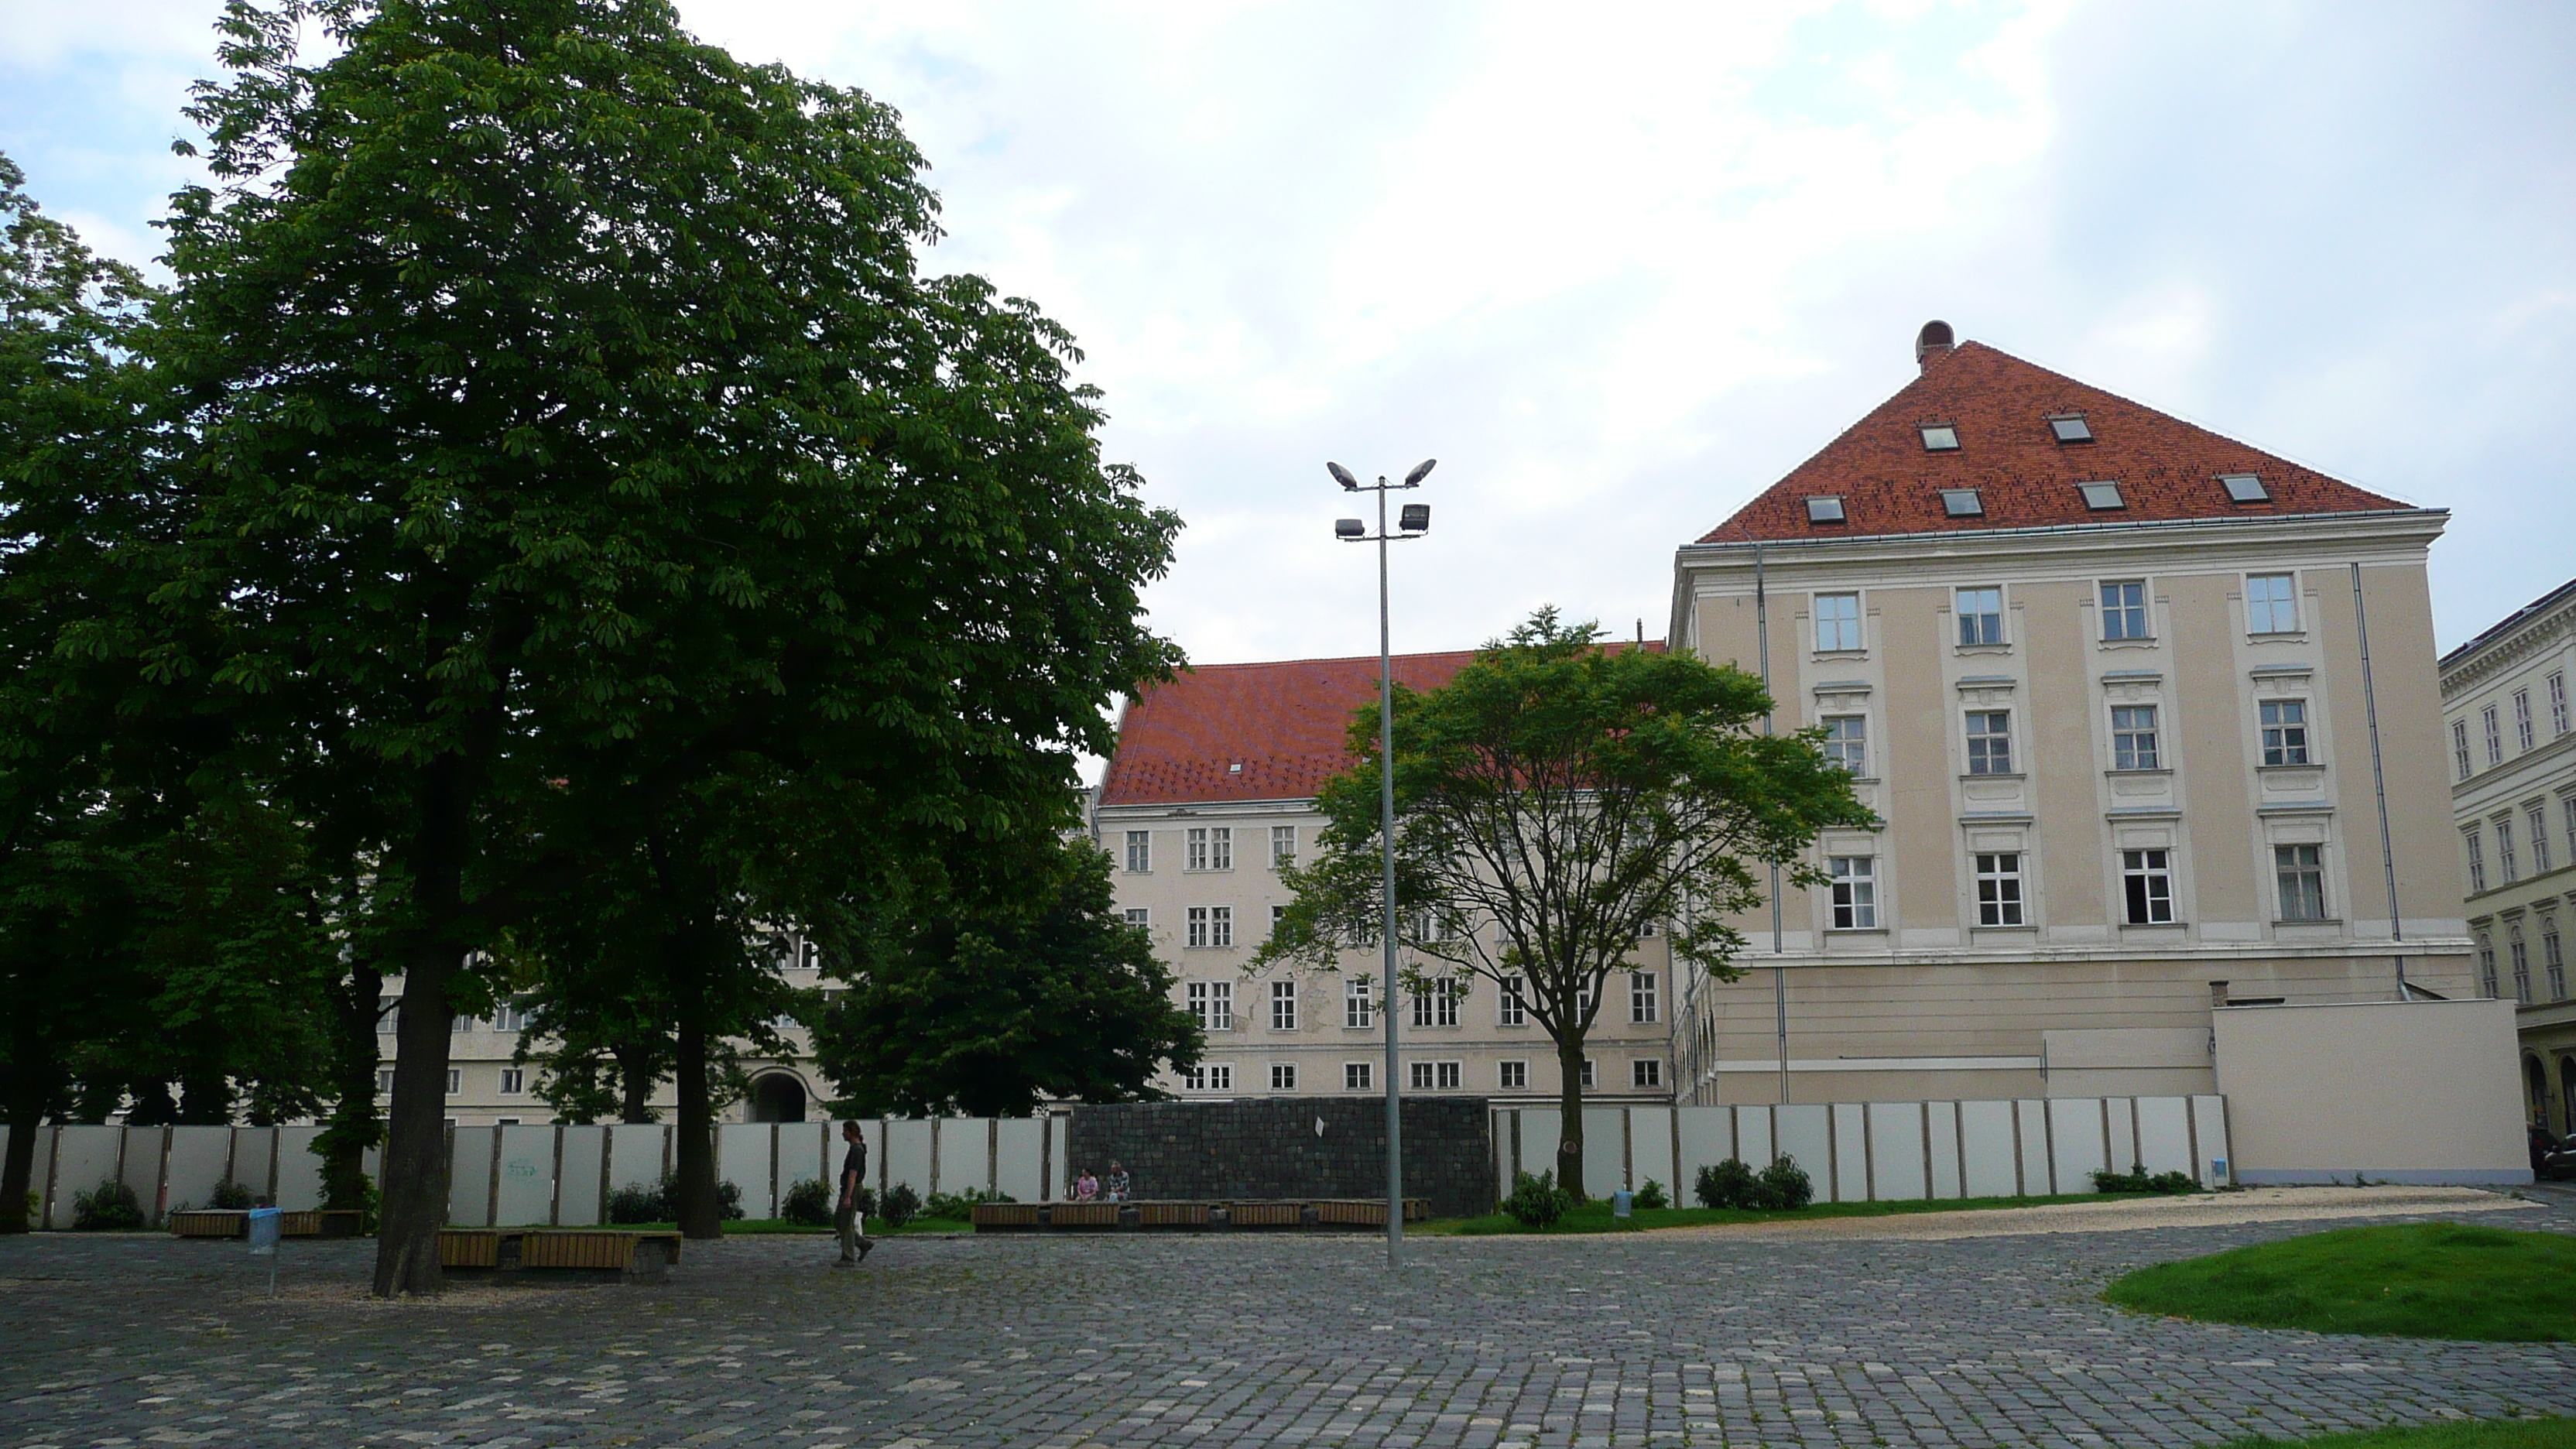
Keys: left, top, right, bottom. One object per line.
{"left": 1697, "top": 341, "right": 2415, "bottom": 544}
{"left": 1099, "top": 643, "right": 1661, "bottom": 807}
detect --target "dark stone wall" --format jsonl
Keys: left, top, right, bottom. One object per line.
{"left": 1066, "top": 1098, "right": 1495, "bottom": 1218}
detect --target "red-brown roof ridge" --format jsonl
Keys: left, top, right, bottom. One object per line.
{"left": 1697, "top": 340, "right": 2419, "bottom": 544}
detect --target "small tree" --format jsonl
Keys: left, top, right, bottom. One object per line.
{"left": 1257, "top": 609, "right": 1871, "bottom": 1197}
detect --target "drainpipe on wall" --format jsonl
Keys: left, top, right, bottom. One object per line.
{"left": 1756, "top": 543, "right": 1787, "bottom": 1104}
{"left": 2349, "top": 562, "right": 2409, "bottom": 999}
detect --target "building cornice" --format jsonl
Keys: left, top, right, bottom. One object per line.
{"left": 2440, "top": 596, "right": 2576, "bottom": 697}
{"left": 1674, "top": 507, "right": 2446, "bottom": 581}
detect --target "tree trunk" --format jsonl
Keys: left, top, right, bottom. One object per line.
{"left": 670, "top": 920, "right": 721, "bottom": 1240}
{"left": 615, "top": 1039, "right": 657, "bottom": 1124}
{"left": 177, "top": 1067, "right": 232, "bottom": 1126}
{"left": 320, "top": 960, "right": 384, "bottom": 1214}
{"left": 374, "top": 938, "right": 458, "bottom": 1296}
{"left": 1554, "top": 1029, "right": 1588, "bottom": 1199}
{"left": 1, "top": 1025, "right": 51, "bottom": 1233}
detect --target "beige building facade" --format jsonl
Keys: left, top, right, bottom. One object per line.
{"left": 1666, "top": 327, "right": 2475, "bottom": 1108}
{"left": 2438, "top": 577, "right": 2576, "bottom": 1131}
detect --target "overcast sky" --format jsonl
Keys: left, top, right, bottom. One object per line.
{"left": 5, "top": 2, "right": 2571, "bottom": 695}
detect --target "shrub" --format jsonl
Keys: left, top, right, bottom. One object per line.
{"left": 73, "top": 1178, "right": 146, "bottom": 1231}
{"left": 2092, "top": 1163, "right": 2201, "bottom": 1195}
{"left": 1632, "top": 1178, "right": 1669, "bottom": 1211}
{"left": 1755, "top": 1155, "right": 1814, "bottom": 1211}
{"left": 204, "top": 1180, "right": 259, "bottom": 1211}
{"left": 1503, "top": 1170, "right": 1577, "bottom": 1228}
{"left": 878, "top": 1183, "right": 921, "bottom": 1228}
{"left": 606, "top": 1180, "right": 664, "bottom": 1225}
{"left": 924, "top": 1187, "right": 1012, "bottom": 1221}
{"left": 1695, "top": 1158, "right": 1759, "bottom": 1210}
{"left": 780, "top": 1178, "right": 833, "bottom": 1227}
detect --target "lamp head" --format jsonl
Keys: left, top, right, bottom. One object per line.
{"left": 1334, "top": 518, "right": 1366, "bottom": 540}
{"left": 1327, "top": 461, "right": 1360, "bottom": 491}
{"left": 1404, "top": 457, "right": 1437, "bottom": 486}
{"left": 1399, "top": 503, "right": 1430, "bottom": 533}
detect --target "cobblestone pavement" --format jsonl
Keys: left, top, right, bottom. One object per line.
{"left": 6, "top": 1193, "right": 2574, "bottom": 1449}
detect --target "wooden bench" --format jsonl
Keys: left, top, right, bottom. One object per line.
{"left": 437, "top": 1228, "right": 680, "bottom": 1279}
{"left": 172, "top": 1208, "right": 369, "bottom": 1239}
{"left": 971, "top": 1202, "right": 1043, "bottom": 1231}
{"left": 1310, "top": 1199, "right": 1432, "bottom": 1226}
{"left": 1044, "top": 1201, "right": 1122, "bottom": 1229}
{"left": 1224, "top": 1201, "right": 1305, "bottom": 1228}
{"left": 170, "top": 1209, "right": 250, "bottom": 1238}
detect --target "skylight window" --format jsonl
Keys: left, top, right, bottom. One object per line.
{"left": 1920, "top": 425, "right": 1961, "bottom": 452}
{"left": 1941, "top": 488, "right": 1984, "bottom": 518}
{"left": 2048, "top": 416, "right": 2094, "bottom": 444}
{"left": 1805, "top": 496, "right": 1847, "bottom": 524}
{"left": 2078, "top": 481, "right": 2126, "bottom": 511}
{"left": 2221, "top": 473, "right": 2269, "bottom": 502}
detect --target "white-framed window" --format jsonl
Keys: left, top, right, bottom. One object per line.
{"left": 2565, "top": 796, "right": 2576, "bottom": 868}
{"left": 1975, "top": 853, "right": 2025, "bottom": 927}
{"left": 1828, "top": 855, "right": 1876, "bottom": 929}
{"left": 2111, "top": 706, "right": 2159, "bottom": 770}
{"left": 1187, "top": 827, "right": 1231, "bottom": 871}
{"left": 2543, "top": 921, "right": 2567, "bottom": 1000}
{"left": 1630, "top": 971, "right": 1660, "bottom": 1024}
{"left": 500, "top": 1067, "right": 525, "bottom": 1095}
{"left": 1965, "top": 710, "right": 2012, "bottom": 774}
{"left": 1271, "top": 903, "right": 1286, "bottom": 932}
{"left": 378, "top": 994, "right": 400, "bottom": 1033}
{"left": 2099, "top": 580, "right": 2149, "bottom": 640}
{"left": 1270, "top": 1063, "right": 1297, "bottom": 1091}
{"left": 2122, "top": 849, "right": 2175, "bottom": 925}
{"left": 1187, "top": 906, "right": 1209, "bottom": 947}
{"left": 2259, "top": 700, "right": 2310, "bottom": 766}
{"left": 1814, "top": 592, "right": 1862, "bottom": 652}
{"left": 2247, "top": 573, "right": 2298, "bottom": 633}
{"left": 1412, "top": 978, "right": 1459, "bottom": 1029}
{"left": 1187, "top": 980, "right": 1233, "bottom": 1031}
{"left": 2510, "top": 930, "right": 2533, "bottom": 1005}
{"left": 2533, "top": 806, "right": 2555, "bottom": 877}
{"left": 1210, "top": 906, "right": 1232, "bottom": 947}
{"left": 2479, "top": 940, "right": 2499, "bottom": 998}
{"left": 377, "top": 1068, "right": 396, "bottom": 1094}
{"left": 2484, "top": 704, "right": 2503, "bottom": 766}
{"left": 2499, "top": 818, "right": 2519, "bottom": 883}
{"left": 1956, "top": 587, "right": 2005, "bottom": 646}
{"left": 2454, "top": 720, "right": 2475, "bottom": 780}
{"left": 1498, "top": 1060, "right": 1528, "bottom": 1090}
{"left": 1271, "top": 824, "right": 1297, "bottom": 868}
{"left": 2466, "top": 830, "right": 2488, "bottom": 895}
{"left": 2275, "top": 844, "right": 2327, "bottom": 922}
{"left": 1124, "top": 906, "right": 1150, "bottom": 927}
{"left": 1409, "top": 1060, "right": 1463, "bottom": 1091}
{"left": 1345, "top": 1061, "right": 1372, "bottom": 1091}
{"left": 1125, "top": 830, "right": 1151, "bottom": 872}
{"left": 1579, "top": 1059, "right": 1598, "bottom": 1089}
{"left": 1821, "top": 715, "right": 1866, "bottom": 773}
{"left": 1183, "top": 1063, "right": 1234, "bottom": 1093}
{"left": 1920, "top": 423, "right": 1960, "bottom": 451}
{"left": 2551, "top": 671, "right": 2571, "bottom": 737}
{"left": 1270, "top": 979, "right": 1298, "bottom": 1031}
{"left": 1498, "top": 975, "right": 1528, "bottom": 1027}
{"left": 445, "top": 1069, "right": 461, "bottom": 1095}
{"left": 1345, "top": 978, "right": 1374, "bottom": 1029}
{"left": 1632, "top": 1059, "right": 1663, "bottom": 1089}
{"left": 2516, "top": 690, "right": 2537, "bottom": 753}
{"left": 490, "top": 997, "right": 528, "bottom": 1033}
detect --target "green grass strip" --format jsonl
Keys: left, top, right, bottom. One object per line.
{"left": 2106, "top": 1223, "right": 2576, "bottom": 1342}
{"left": 2215, "top": 1416, "right": 2576, "bottom": 1449}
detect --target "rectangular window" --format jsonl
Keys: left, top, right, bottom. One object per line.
{"left": 1208, "top": 1064, "right": 1232, "bottom": 1092}
{"left": 2478, "top": 942, "right": 2499, "bottom": 998}
{"left": 500, "top": 1067, "right": 525, "bottom": 1095}
{"left": 2275, "top": 844, "right": 2327, "bottom": 921}
{"left": 1187, "top": 906, "right": 1209, "bottom": 947}
{"left": 1210, "top": 906, "right": 1232, "bottom": 948}
{"left": 2499, "top": 818, "right": 2519, "bottom": 882}
{"left": 1125, "top": 907, "right": 1150, "bottom": 927}
{"left": 1975, "top": 853, "right": 2025, "bottom": 927}
{"left": 1210, "top": 827, "right": 1231, "bottom": 870}
{"left": 1579, "top": 1059, "right": 1598, "bottom": 1089}
{"left": 1965, "top": 711, "right": 2013, "bottom": 774}
{"left": 1271, "top": 979, "right": 1298, "bottom": 1031}
{"left": 1345, "top": 978, "right": 1374, "bottom": 1029}
{"left": 1437, "top": 1060, "right": 1461, "bottom": 1090}
{"left": 2111, "top": 705, "right": 2160, "bottom": 770}
{"left": 1182, "top": 1065, "right": 1203, "bottom": 1090}
{"left": 1632, "top": 1059, "right": 1663, "bottom": 1090}
{"left": 1499, "top": 1060, "right": 1528, "bottom": 1090}
{"left": 2122, "top": 848, "right": 2175, "bottom": 925}
{"left": 1498, "top": 975, "right": 1528, "bottom": 1028}
{"left": 1125, "top": 830, "right": 1151, "bottom": 872}
{"left": 1271, "top": 824, "right": 1297, "bottom": 868}
{"left": 1821, "top": 715, "right": 1866, "bottom": 774}
{"left": 2516, "top": 690, "right": 2537, "bottom": 752}
{"left": 2454, "top": 720, "right": 2475, "bottom": 780}
{"left": 2259, "top": 700, "right": 2310, "bottom": 766}
{"left": 2099, "top": 581, "right": 2149, "bottom": 640}
{"left": 1185, "top": 827, "right": 1209, "bottom": 871}
{"left": 2511, "top": 934, "right": 2533, "bottom": 1005}
{"left": 1409, "top": 1060, "right": 1434, "bottom": 1091}
{"left": 491, "top": 998, "right": 527, "bottom": 1033}
{"left": 1630, "top": 971, "right": 1660, "bottom": 1024}
{"left": 1412, "top": 978, "right": 1459, "bottom": 1029}
{"left": 2533, "top": 807, "right": 2554, "bottom": 877}
{"left": 377, "top": 1068, "right": 396, "bottom": 1094}
{"left": 2247, "top": 573, "right": 2298, "bottom": 633}
{"left": 1955, "top": 587, "right": 2004, "bottom": 646}
{"left": 1828, "top": 856, "right": 1876, "bottom": 929}
{"left": 1814, "top": 592, "right": 1862, "bottom": 652}
{"left": 379, "top": 995, "right": 400, "bottom": 1033}
{"left": 445, "top": 1069, "right": 461, "bottom": 1095}
{"left": 1270, "top": 1063, "right": 1297, "bottom": 1091}
{"left": 2545, "top": 924, "right": 2567, "bottom": 1000}
{"left": 2466, "top": 830, "right": 2487, "bottom": 895}
{"left": 1345, "top": 1061, "right": 1372, "bottom": 1091}
{"left": 1188, "top": 980, "right": 1230, "bottom": 1030}
{"left": 2552, "top": 672, "right": 2571, "bottom": 736}
{"left": 2485, "top": 704, "right": 2503, "bottom": 766}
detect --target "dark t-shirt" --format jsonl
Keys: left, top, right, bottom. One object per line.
{"left": 841, "top": 1140, "right": 867, "bottom": 1189}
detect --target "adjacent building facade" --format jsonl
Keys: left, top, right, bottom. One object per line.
{"left": 2439, "top": 577, "right": 2576, "bottom": 1130}
{"left": 1092, "top": 653, "right": 1678, "bottom": 1106}
{"left": 1665, "top": 324, "right": 2475, "bottom": 1106}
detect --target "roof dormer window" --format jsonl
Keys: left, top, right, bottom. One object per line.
{"left": 1920, "top": 424, "right": 1961, "bottom": 452}
{"left": 1805, "top": 496, "right": 1847, "bottom": 525}
{"left": 2221, "top": 473, "right": 2269, "bottom": 503}
{"left": 2078, "top": 481, "right": 2126, "bottom": 511}
{"left": 1941, "top": 488, "right": 1984, "bottom": 518}
{"left": 2047, "top": 415, "right": 2093, "bottom": 444}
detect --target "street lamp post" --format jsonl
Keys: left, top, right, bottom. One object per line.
{"left": 1331, "top": 457, "right": 1434, "bottom": 1269}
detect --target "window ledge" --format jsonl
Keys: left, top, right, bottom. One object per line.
{"left": 2273, "top": 918, "right": 2343, "bottom": 928}
{"left": 1972, "top": 924, "right": 2037, "bottom": 935}
{"left": 2098, "top": 638, "right": 2160, "bottom": 650}
{"left": 2249, "top": 630, "right": 2310, "bottom": 643}
{"left": 2106, "top": 767, "right": 2174, "bottom": 777}
{"left": 2257, "top": 762, "right": 2322, "bottom": 773}
{"left": 1955, "top": 643, "right": 2014, "bottom": 656}
{"left": 1811, "top": 649, "right": 1870, "bottom": 663}
{"left": 1961, "top": 772, "right": 2027, "bottom": 782}
{"left": 1824, "top": 927, "right": 1889, "bottom": 936}
{"left": 2119, "top": 920, "right": 2189, "bottom": 931}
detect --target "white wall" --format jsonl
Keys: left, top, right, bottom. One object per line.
{"left": 2215, "top": 998, "right": 2526, "bottom": 1184}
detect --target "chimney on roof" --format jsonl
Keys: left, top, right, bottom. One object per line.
{"left": 1914, "top": 320, "right": 1955, "bottom": 370}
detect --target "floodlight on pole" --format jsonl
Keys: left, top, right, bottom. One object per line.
{"left": 1327, "top": 456, "right": 1431, "bottom": 1270}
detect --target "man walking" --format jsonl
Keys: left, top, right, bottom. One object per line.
{"left": 835, "top": 1119, "right": 876, "bottom": 1267}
